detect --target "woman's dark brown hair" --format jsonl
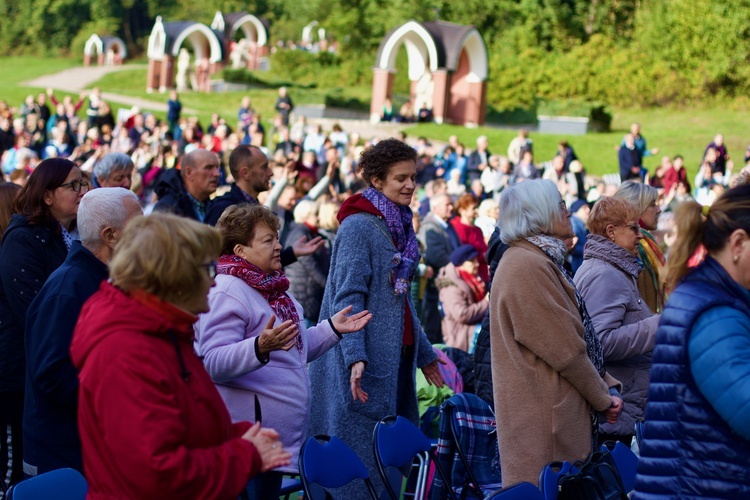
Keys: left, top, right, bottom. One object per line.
{"left": 216, "top": 203, "right": 280, "bottom": 256}
{"left": 357, "top": 138, "right": 417, "bottom": 187}
{"left": 14, "top": 158, "right": 76, "bottom": 227}
{"left": 0, "top": 182, "right": 21, "bottom": 240}
{"left": 664, "top": 184, "right": 750, "bottom": 291}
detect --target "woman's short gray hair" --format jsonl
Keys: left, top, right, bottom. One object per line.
{"left": 498, "top": 179, "right": 563, "bottom": 244}
{"left": 614, "top": 181, "right": 658, "bottom": 214}
{"left": 294, "top": 199, "right": 319, "bottom": 223}
{"left": 78, "top": 188, "right": 140, "bottom": 248}
{"left": 93, "top": 152, "right": 134, "bottom": 183}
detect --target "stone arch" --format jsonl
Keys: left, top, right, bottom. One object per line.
{"left": 371, "top": 20, "right": 488, "bottom": 126}
{"left": 211, "top": 11, "right": 270, "bottom": 70}
{"left": 85, "top": 34, "right": 127, "bottom": 66}
{"left": 230, "top": 14, "right": 268, "bottom": 46}
{"left": 171, "top": 24, "right": 223, "bottom": 63}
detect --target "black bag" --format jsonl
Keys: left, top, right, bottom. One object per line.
{"left": 557, "top": 449, "right": 628, "bottom": 500}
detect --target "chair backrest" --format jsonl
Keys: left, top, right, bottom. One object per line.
{"left": 445, "top": 393, "right": 502, "bottom": 497}
{"left": 538, "top": 461, "right": 578, "bottom": 500}
{"left": 373, "top": 415, "right": 458, "bottom": 500}
{"left": 299, "top": 435, "right": 377, "bottom": 499}
{"left": 599, "top": 441, "right": 638, "bottom": 492}
{"left": 7, "top": 468, "right": 87, "bottom": 500}
{"left": 485, "top": 482, "right": 544, "bottom": 499}
{"left": 634, "top": 420, "right": 644, "bottom": 450}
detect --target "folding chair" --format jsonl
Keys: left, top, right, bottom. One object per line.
{"left": 299, "top": 435, "right": 377, "bottom": 500}
{"left": 279, "top": 474, "right": 302, "bottom": 500}
{"left": 434, "top": 393, "right": 502, "bottom": 499}
{"left": 6, "top": 468, "right": 87, "bottom": 500}
{"left": 538, "top": 461, "right": 578, "bottom": 500}
{"left": 373, "top": 415, "right": 457, "bottom": 500}
{"left": 484, "top": 482, "right": 544, "bottom": 499}
{"left": 599, "top": 441, "right": 638, "bottom": 492}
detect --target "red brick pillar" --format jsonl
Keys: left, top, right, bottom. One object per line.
{"left": 431, "top": 70, "right": 450, "bottom": 125}
{"left": 83, "top": 54, "right": 91, "bottom": 67}
{"left": 97, "top": 53, "right": 104, "bottom": 66}
{"left": 146, "top": 59, "right": 161, "bottom": 93}
{"left": 370, "top": 68, "right": 394, "bottom": 123}
{"left": 159, "top": 55, "right": 174, "bottom": 93}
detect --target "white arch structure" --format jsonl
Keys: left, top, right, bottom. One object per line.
{"left": 147, "top": 17, "right": 167, "bottom": 60}
{"left": 231, "top": 14, "right": 268, "bottom": 46}
{"left": 377, "top": 21, "right": 439, "bottom": 81}
{"left": 456, "top": 29, "right": 488, "bottom": 83}
{"left": 84, "top": 34, "right": 103, "bottom": 56}
{"left": 171, "top": 24, "right": 223, "bottom": 63}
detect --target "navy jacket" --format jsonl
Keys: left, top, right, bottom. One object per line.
{"left": 634, "top": 257, "right": 750, "bottom": 498}
{"left": 0, "top": 214, "right": 68, "bottom": 393}
{"left": 23, "top": 242, "right": 107, "bottom": 473}
{"left": 152, "top": 168, "right": 203, "bottom": 222}
{"left": 284, "top": 223, "right": 329, "bottom": 322}
{"left": 618, "top": 146, "right": 642, "bottom": 181}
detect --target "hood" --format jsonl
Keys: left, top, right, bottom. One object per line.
{"left": 583, "top": 234, "right": 643, "bottom": 278}
{"left": 152, "top": 167, "right": 184, "bottom": 200}
{"left": 70, "top": 281, "right": 193, "bottom": 370}
{"left": 2, "top": 213, "right": 30, "bottom": 241}
{"left": 436, "top": 262, "right": 460, "bottom": 290}
{"left": 337, "top": 193, "right": 380, "bottom": 223}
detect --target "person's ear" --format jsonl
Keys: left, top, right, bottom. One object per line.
{"left": 101, "top": 226, "right": 119, "bottom": 249}
{"left": 606, "top": 224, "right": 616, "bottom": 242}
{"left": 371, "top": 176, "right": 383, "bottom": 190}
{"left": 43, "top": 189, "right": 53, "bottom": 207}
{"left": 233, "top": 243, "right": 247, "bottom": 259}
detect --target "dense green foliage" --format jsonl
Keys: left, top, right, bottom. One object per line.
{"left": 3, "top": 0, "right": 750, "bottom": 112}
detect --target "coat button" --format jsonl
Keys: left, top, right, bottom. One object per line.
{"left": 21, "top": 269, "right": 25, "bottom": 272}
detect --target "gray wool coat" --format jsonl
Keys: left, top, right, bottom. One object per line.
{"left": 574, "top": 234, "right": 660, "bottom": 436}
{"left": 308, "top": 212, "right": 437, "bottom": 499}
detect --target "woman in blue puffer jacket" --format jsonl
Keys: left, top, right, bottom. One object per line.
{"left": 634, "top": 184, "right": 750, "bottom": 499}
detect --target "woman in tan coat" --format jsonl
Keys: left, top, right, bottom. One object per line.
{"left": 490, "top": 179, "right": 622, "bottom": 487}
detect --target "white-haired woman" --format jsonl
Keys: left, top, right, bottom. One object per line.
{"left": 490, "top": 179, "right": 622, "bottom": 486}
{"left": 285, "top": 199, "right": 330, "bottom": 326}
{"left": 614, "top": 181, "right": 664, "bottom": 312}
{"left": 475, "top": 198, "right": 499, "bottom": 244}
{"left": 93, "top": 152, "right": 134, "bottom": 189}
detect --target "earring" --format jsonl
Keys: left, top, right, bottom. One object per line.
{"left": 734, "top": 255, "right": 740, "bottom": 263}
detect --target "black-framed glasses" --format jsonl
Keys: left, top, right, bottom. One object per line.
{"left": 58, "top": 180, "right": 90, "bottom": 193}
{"left": 559, "top": 199, "right": 567, "bottom": 211}
{"left": 618, "top": 223, "right": 642, "bottom": 235}
{"left": 199, "top": 261, "right": 218, "bottom": 279}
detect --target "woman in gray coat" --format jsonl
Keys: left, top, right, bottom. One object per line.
{"left": 574, "top": 196, "right": 660, "bottom": 447}
{"left": 308, "top": 139, "right": 443, "bottom": 498}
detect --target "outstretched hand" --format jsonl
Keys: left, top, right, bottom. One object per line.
{"left": 291, "top": 235, "right": 325, "bottom": 257}
{"left": 330, "top": 305, "right": 373, "bottom": 335}
{"left": 421, "top": 358, "right": 446, "bottom": 388}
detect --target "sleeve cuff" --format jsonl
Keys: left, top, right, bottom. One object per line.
{"left": 327, "top": 318, "right": 343, "bottom": 339}
{"left": 254, "top": 336, "right": 270, "bottom": 364}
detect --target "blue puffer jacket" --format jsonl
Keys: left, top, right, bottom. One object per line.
{"left": 633, "top": 257, "right": 750, "bottom": 499}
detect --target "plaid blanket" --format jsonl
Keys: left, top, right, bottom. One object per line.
{"left": 430, "top": 393, "right": 502, "bottom": 499}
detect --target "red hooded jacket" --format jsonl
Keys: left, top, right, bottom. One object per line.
{"left": 70, "top": 282, "right": 261, "bottom": 499}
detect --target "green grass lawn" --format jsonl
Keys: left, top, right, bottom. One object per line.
{"left": 0, "top": 57, "right": 79, "bottom": 106}
{"left": 3, "top": 56, "right": 749, "bottom": 181}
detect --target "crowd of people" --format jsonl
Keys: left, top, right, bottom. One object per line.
{"left": 0, "top": 87, "right": 749, "bottom": 498}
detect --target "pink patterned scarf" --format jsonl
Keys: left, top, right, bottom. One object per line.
{"left": 216, "top": 254, "right": 302, "bottom": 350}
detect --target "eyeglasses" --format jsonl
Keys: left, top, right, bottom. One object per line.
{"left": 618, "top": 223, "right": 642, "bottom": 235}
{"left": 58, "top": 180, "right": 90, "bottom": 193}
{"left": 199, "top": 261, "right": 217, "bottom": 279}
{"left": 559, "top": 200, "right": 568, "bottom": 211}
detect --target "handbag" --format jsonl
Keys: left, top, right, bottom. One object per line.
{"left": 557, "top": 449, "right": 628, "bottom": 500}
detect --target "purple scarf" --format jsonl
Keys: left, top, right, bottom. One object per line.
{"left": 216, "top": 254, "right": 302, "bottom": 350}
{"left": 362, "top": 187, "right": 420, "bottom": 295}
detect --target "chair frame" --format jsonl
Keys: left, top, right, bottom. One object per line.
{"left": 445, "top": 403, "right": 487, "bottom": 499}
{"left": 373, "top": 415, "right": 458, "bottom": 500}
{"left": 299, "top": 434, "right": 378, "bottom": 500}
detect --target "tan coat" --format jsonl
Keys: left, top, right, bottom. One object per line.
{"left": 490, "top": 240, "right": 619, "bottom": 486}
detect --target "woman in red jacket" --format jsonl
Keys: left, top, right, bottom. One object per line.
{"left": 450, "top": 193, "right": 490, "bottom": 283}
{"left": 70, "top": 213, "right": 290, "bottom": 499}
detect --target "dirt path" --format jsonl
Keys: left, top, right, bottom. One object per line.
{"left": 22, "top": 65, "right": 197, "bottom": 114}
